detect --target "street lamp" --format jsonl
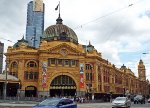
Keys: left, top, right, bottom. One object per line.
{"left": 17, "top": 81, "right": 21, "bottom": 101}
{"left": 90, "top": 65, "right": 94, "bottom": 101}
{"left": 3, "top": 60, "right": 8, "bottom": 100}
{"left": 61, "top": 75, "right": 65, "bottom": 97}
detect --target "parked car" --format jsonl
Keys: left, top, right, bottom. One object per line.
{"left": 148, "top": 98, "right": 150, "bottom": 103}
{"left": 133, "top": 95, "right": 145, "bottom": 104}
{"left": 112, "top": 97, "right": 131, "bottom": 108}
{"left": 33, "top": 98, "right": 77, "bottom": 108}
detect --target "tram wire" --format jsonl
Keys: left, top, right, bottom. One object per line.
{"left": 0, "top": 37, "right": 15, "bottom": 43}
{"left": 73, "top": 0, "right": 147, "bottom": 30}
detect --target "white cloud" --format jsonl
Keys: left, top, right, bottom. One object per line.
{"left": 0, "top": 0, "right": 150, "bottom": 80}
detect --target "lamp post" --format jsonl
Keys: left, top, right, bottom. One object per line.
{"left": 90, "top": 65, "right": 93, "bottom": 101}
{"left": 61, "top": 74, "right": 65, "bottom": 97}
{"left": 17, "top": 81, "right": 21, "bottom": 101}
{"left": 3, "top": 60, "right": 8, "bottom": 100}
{"left": 109, "top": 91, "right": 113, "bottom": 102}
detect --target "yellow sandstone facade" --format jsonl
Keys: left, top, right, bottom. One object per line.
{"left": 5, "top": 16, "right": 149, "bottom": 99}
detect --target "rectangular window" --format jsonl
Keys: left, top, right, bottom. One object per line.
{"left": 24, "top": 71, "right": 28, "bottom": 80}
{"left": 29, "top": 72, "right": 33, "bottom": 79}
{"left": 86, "top": 64, "right": 91, "bottom": 70}
{"left": 51, "top": 58, "right": 56, "bottom": 64}
{"left": 34, "top": 72, "right": 38, "bottom": 79}
{"left": 65, "top": 60, "right": 69, "bottom": 65}
{"left": 71, "top": 60, "right": 75, "bottom": 66}
{"left": 24, "top": 72, "right": 38, "bottom": 80}
{"left": 86, "top": 73, "right": 89, "bottom": 81}
{"left": 58, "top": 59, "right": 63, "bottom": 65}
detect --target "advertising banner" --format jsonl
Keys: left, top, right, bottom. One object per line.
{"left": 42, "top": 62, "right": 47, "bottom": 88}
{"left": 80, "top": 74, "right": 84, "bottom": 88}
{"left": 80, "top": 63, "right": 84, "bottom": 89}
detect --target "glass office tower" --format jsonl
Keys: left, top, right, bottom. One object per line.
{"left": 26, "top": 0, "right": 44, "bottom": 48}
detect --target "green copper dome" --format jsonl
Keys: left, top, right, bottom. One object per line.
{"left": 13, "top": 36, "right": 29, "bottom": 48}
{"left": 41, "top": 16, "right": 78, "bottom": 44}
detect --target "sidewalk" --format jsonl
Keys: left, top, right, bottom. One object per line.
{"left": 0, "top": 100, "right": 37, "bottom": 107}
{"left": 0, "top": 103, "right": 35, "bottom": 106}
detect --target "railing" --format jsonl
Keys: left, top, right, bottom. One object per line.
{"left": 0, "top": 96, "right": 45, "bottom": 102}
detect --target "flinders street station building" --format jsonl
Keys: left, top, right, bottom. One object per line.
{"left": 3, "top": 16, "right": 149, "bottom": 100}
{"left": 2, "top": 1, "right": 149, "bottom": 100}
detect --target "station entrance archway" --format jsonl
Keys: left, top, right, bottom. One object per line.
{"left": 25, "top": 86, "right": 37, "bottom": 97}
{"left": 50, "top": 75, "right": 76, "bottom": 97}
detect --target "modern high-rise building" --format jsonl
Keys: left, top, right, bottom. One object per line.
{"left": 26, "top": 0, "right": 44, "bottom": 48}
{"left": 0, "top": 42, "right": 4, "bottom": 73}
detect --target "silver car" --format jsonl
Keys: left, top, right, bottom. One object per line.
{"left": 112, "top": 97, "right": 131, "bottom": 108}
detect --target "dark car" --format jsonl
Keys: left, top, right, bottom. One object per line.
{"left": 133, "top": 95, "right": 145, "bottom": 104}
{"left": 33, "top": 98, "right": 77, "bottom": 108}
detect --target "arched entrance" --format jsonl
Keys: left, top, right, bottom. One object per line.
{"left": 50, "top": 75, "right": 76, "bottom": 97}
{"left": 25, "top": 86, "right": 37, "bottom": 97}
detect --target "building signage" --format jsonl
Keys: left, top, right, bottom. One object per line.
{"left": 80, "top": 63, "right": 84, "bottom": 88}
{"left": 80, "top": 74, "right": 84, "bottom": 88}
{"left": 42, "top": 62, "right": 47, "bottom": 88}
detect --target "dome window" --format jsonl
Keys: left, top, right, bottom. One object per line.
{"left": 60, "top": 32, "right": 67, "bottom": 40}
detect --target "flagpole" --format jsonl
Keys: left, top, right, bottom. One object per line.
{"left": 59, "top": 1, "right": 60, "bottom": 17}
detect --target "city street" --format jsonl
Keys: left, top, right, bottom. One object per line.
{"left": 0, "top": 102, "right": 150, "bottom": 108}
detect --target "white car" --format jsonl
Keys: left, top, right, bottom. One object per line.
{"left": 112, "top": 97, "right": 131, "bottom": 108}
{"left": 148, "top": 98, "right": 150, "bottom": 103}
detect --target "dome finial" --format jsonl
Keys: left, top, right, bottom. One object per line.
{"left": 89, "top": 40, "right": 91, "bottom": 45}
{"left": 21, "top": 35, "right": 25, "bottom": 40}
{"left": 55, "top": 1, "right": 63, "bottom": 24}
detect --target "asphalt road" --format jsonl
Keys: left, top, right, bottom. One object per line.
{"left": 0, "top": 102, "right": 149, "bottom": 108}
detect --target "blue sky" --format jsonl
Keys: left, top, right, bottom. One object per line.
{"left": 0, "top": 0, "right": 150, "bottom": 80}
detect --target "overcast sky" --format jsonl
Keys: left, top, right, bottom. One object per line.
{"left": 0, "top": 0, "right": 150, "bottom": 80}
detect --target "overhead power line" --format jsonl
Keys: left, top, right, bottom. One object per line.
{"left": 74, "top": 0, "right": 146, "bottom": 30}
{"left": 0, "top": 37, "right": 15, "bottom": 43}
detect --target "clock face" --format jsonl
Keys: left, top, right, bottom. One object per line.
{"left": 139, "top": 71, "right": 143, "bottom": 75}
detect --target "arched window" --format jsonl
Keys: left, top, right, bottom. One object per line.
{"left": 10, "top": 61, "right": 18, "bottom": 77}
{"left": 51, "top": 75, "right": 76, "bottom": 86}
{"left": 11, "top": 61, "right": 18, "bottom": 68}
{"left": 27, "top": 61, "right": 37, "bottom": 67}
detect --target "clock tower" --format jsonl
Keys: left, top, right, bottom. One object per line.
{"left": 138, "top": 59, "right": 146, "bottom": 81}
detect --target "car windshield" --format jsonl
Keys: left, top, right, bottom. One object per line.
{"left": 37, "top": 99, "right": 60, "bottom": 106}
{"left": 115, "top": 97, "right": 126, "bottom": 101}
{"left": 135, "top": 95, "right": 142, "bottom": 98}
